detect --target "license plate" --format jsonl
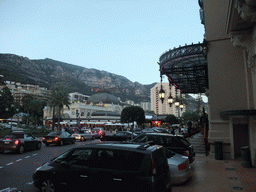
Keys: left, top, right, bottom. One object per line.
{"left": 4, "top": 141, "right": 10, "bottom": 144}
{"left": 47, "top": 140, "right": 52, "bottom": 142}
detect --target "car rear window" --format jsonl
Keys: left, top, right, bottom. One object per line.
{"left": 176, "top": 137, "right": 190, "bottom": 146}
{"left": 48, "top": 131, "right": 61, "bottom": 136}
{"left": 4, "top": 133, "right": 24, "bottom": 138}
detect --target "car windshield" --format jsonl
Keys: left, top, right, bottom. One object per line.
{"left": 48, "top": 131, "right": 62, "bottom": 136}
{"left": 52, "top": 150, "right": 71, "bottom": 163}
{"left": 4, "top": 133, "right": 24, "bottom": 139}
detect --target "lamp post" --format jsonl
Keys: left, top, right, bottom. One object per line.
{"left": 159, "top": 74, "right": 165, "bottom": 103}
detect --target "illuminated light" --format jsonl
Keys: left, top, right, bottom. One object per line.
{"left": 54, "top": 137, "right": 59, "bottom": 141}
{"left": 6, "top": 138, "right": 11, "bottom": 140}
{"left": 14, "top": 140, "right": 19, "bottom": 145}
{"left": 42, "top": 137, "right": 45, "bottom": 140}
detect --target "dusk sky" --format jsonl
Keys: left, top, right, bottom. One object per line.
{"left": 1, "top": 0, "right": 205, "bottom": 87}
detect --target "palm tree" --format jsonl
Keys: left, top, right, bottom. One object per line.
{"left": 48, "top": 85, "right": 70, "bottom": 131}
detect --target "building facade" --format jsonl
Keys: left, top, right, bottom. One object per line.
{"left": 150, "top": 82, "right": 184, "bottom": 117}
{"left": 202, "top": 0, "right": 256, "bottom": 165}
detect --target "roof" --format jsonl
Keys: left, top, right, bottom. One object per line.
{"left": 159, "top": 42, "right": 208, "bottom": 93}
{"left": 71, "top": 141, "right": 161, "bottom": 152}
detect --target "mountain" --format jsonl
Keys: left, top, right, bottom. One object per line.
{"left": 0, "top": 54, "right": 155, "bottom": 103}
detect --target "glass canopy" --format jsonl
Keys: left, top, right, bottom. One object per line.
{"left": 159, "top": 42, "right": 208, "bottom": 94}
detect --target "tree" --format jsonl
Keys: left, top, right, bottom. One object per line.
{"left": 121, "top": 106, "right": 145, "bottom": 139}
{"left": 165, "top": 114, "right": 179, "bottom": 126}
{"left": 182, "top": 111, "right": 200, "bottom": 124}
{"left": 48, "top": 85, "right": 70, "bottom": 130}
{"left": 0, "top": 86, "right": 14, "bottom": 119}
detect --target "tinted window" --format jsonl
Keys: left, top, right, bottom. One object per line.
{"left": 67, "top": 149, "right": 93, "bottom": 166}
{"left": 133, "top": 135, "right": 148, "bottom": 142}
{"left": 48, "top": 131, "right": 61, "bottom": 136}
{"left": 91, "top": 149, "right": 143, "bottom": 171}
{"left": 176, "top": 137, "right": 190, "bottom": 146}
{"left": 4, "top": 133, "right": 24, "bottom": 138}
{"left": 114, "top": 150, "right": 143, "bottom": 171}
{"left": 163, "top": 136, "right": 179, "bottom": 147}
{"left": 147, "top": 136, "right": 164, "bottom": 145}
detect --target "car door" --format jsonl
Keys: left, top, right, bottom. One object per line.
{"left": 89, "top": 149, "right": 115, "bottom": 191}
{"left": 109, "top": 150, "right": 145, "bottom": 191}
{"left": 58, "top": 148, "right": 95, "bottom": 191}
{"left": 24, "top": 134, "right": 35, "bottom": 150}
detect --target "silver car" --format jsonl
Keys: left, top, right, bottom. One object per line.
{"left": 71, "top": 130, "right": 95, "bottom": 141}
{"left": 167, "top": 151, "right": 191, "bottom": 185}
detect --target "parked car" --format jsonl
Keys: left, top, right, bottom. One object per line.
{"left": 0, "top": 131, "right": 41, "bottom": 154}
{"left": 42, "top": 131, "right": 76, "bottom": 146}
{"left": 33, "top": 141, "right": 172, "bottom": 192}
{"left": 166, "top": 150, "right": 191, "bottom": 185}
{"left": 141, "top": 128, "right": 158, "bottom": 133}
{"left": 132, "top": 133, "right": 195, "bottom": 163}
{"left": 91, "top": 127, "right": 105, "bottom": 139}
{"left": 152, "top": 127, "right": 169, "bottom": 133}
{"left": 133, "top": 127, "right": 142, "bottom": 134}
{"left": 100, "top": 131, "right": 137, "bottom": 141}
{"left": 71, "top": 130, "right": 95, "bottom": 141}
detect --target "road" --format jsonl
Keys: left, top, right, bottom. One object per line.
{"left": 0, "top": 139, "right": 99, "bottom": 192}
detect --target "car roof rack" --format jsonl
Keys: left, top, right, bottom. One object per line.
{"left": 137, "top": 141, "right": 155, "bottom": 150}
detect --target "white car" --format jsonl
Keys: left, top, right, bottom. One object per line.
{"left": 71, "top": 130, "right": 95, "bottom": 141}
{"left": 167, "top": 150, "right": 191, "bottom": 185}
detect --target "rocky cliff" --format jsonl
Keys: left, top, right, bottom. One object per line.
{"left": 0, "top": 54, "right": 155, "bottom": 102}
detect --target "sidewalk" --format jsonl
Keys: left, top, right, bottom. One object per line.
{"left": 172, "top": 154, "right": 256, "bottom": 192}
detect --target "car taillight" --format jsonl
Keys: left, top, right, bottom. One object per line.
{"left": 183, "top": 150, "right": 189, "bottom": 157}
{"left": 14, "top": 140, "right": 20, "bottom": 145}
{"left": 42, "top": 137, "right": 45, "bottom": 140}
{"left": 98, "top": 131, "right": 102, "bottom": 134}
{"left": 54, "top": 137, "right": 59, "bottom": 141}
{"left": 5, "top": 138, "right": 11, "bottom": 140}
{"left": 178, "top": 163, "right": 188, "bottom": 170}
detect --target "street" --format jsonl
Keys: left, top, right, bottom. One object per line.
{"left": 0, "top": 139, "right": 99, "bottom": 192}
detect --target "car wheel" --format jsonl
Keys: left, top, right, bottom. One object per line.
{"left": 92, "top": 136, "right": 95, "bottom": 140}
{"left": 17, "top": 145, "right": 25, "bottom": 154}
{"left": 59, "top": 140, "right": 64, "bottom": 146}
{"left": 36, "top": 142, "right": 42, "bottom": 150}
{"left": 41, "top": 179, "right": 55, "bottom": 192}
{"left": 80, "top": 137, "right": 85, "bottom": 142}
{"left": 45, "top": 143, "right": 49, "bottom": 147}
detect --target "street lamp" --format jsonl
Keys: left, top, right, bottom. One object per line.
{"left": 159, "top": 74, "right": 165, "bottom": 103}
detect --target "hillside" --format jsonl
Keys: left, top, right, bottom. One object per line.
{"left": 0, "top": 54, "right": 155, "bottom": 103}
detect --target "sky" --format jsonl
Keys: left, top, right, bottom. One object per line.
{"left": 1, "top": 0, "right": 207, "bottom": 102}
{"left": 0, "top": 0, "right": 205, "bottom": 82}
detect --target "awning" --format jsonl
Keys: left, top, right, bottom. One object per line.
{"left": 159, "top": 42, "right": 208, "bottom": 93}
